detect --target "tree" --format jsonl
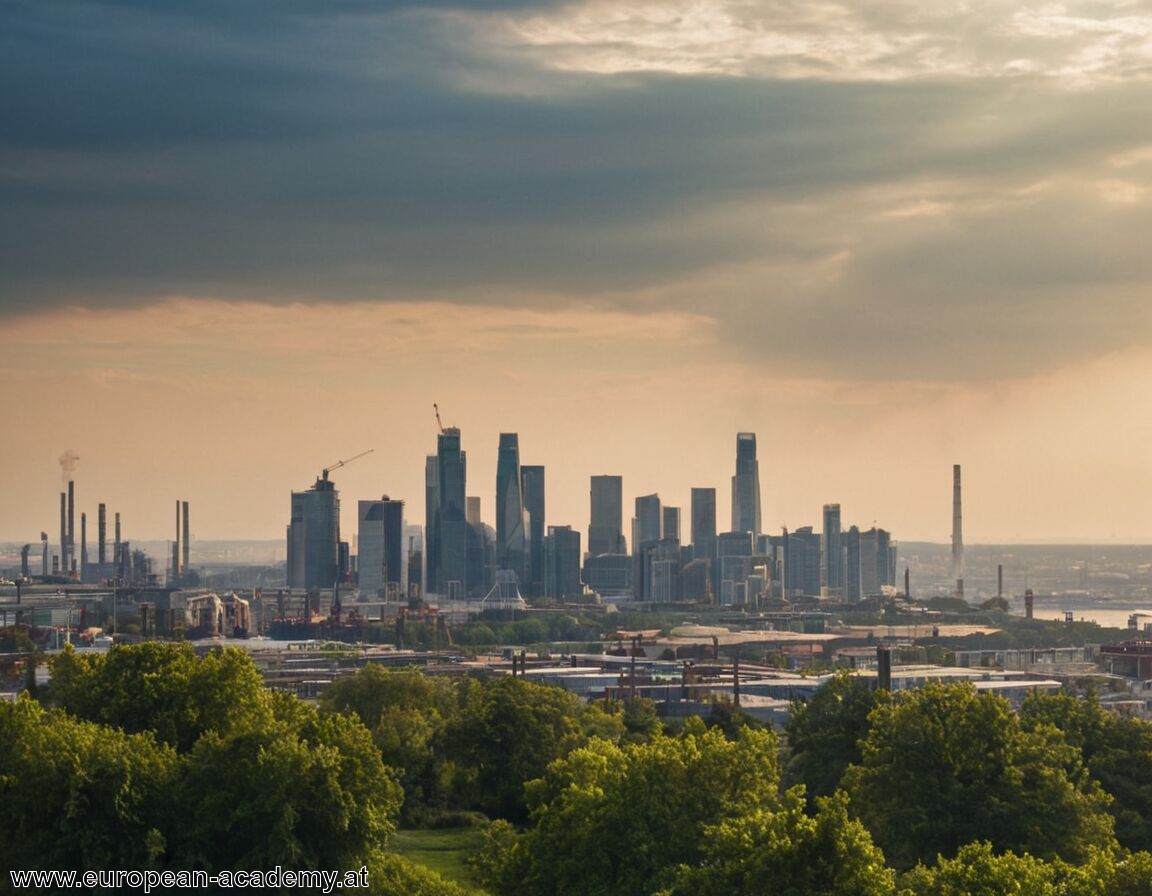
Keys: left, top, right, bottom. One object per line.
{"left": 476, "top": 721, "right": 782, "bottom": 896}
{"left": 0, "top": 695, "right": 177, "bottom": 869}
{"left": 785, "top": 671, "right": 876, "bottom": 803}
{"left": 896, "top": 842, "right": 1062, "bottom": 896}
{"left": 666, "top": 790, "right": 895, "bottom": 896}
{"left": 442, "top": 675, "right": 624, "bottom": 821}
{"left": 843, "top": 681, "right": 1116, "bottom": 870}
{"left": 48, "top": 643, "right": 273, "bottom": 751}
{"left": 168, "top": 707, "right": 402, "bottom": 871}
{"left": 1022, "top": 691, "right": 1152, "bottom": 852}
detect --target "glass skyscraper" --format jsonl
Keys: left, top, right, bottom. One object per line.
{"left": 589, "top": 474, "right": 625, "bottom": 556}
{"left": 731, "top": 432, "right": 761, "bottom": 537}
{"left": 521, "top": 464, "right": 546, "bottom": 597}
{"left": 287, "top": 474, "right": 340, "bottom": 590}
{"left": 495, "top": 433, "right": 527, "bottom": 583}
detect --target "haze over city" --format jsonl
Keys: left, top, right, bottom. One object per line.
{"left": 5, "top": 0, "right": 1152, "bottom": 544}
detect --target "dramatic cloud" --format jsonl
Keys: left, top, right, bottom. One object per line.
{"left": 3, "top": 0, "right": 1152, "bottom": 388}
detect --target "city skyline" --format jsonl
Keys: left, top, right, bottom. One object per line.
{"left": 5, "top": 1, "right": 1152, "bottom": 544}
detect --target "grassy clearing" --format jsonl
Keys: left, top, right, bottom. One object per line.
{"left": 391, "top": 826, "right": 489, "bottom": 893}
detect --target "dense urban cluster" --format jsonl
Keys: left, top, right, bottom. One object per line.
{"left": 288, "top": 431, "right": 897, "bottom": 607}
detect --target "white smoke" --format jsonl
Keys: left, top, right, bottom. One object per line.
{"left": 59, "top": 449, "right": 80, "bottom": 481}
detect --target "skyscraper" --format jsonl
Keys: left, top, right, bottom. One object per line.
{"left": 589, "top": 475, "right": 625, "bottom": 556}
{"left": 434, "top": 428, "right": 468, "bottom": 598}
{"left": 424, "top": 454, "right": 440, "bottom": 593}
{"left": 358, "top": 496, "right": 405, "bottom": 598}
{"left": 287, "top": 473, "right": 341, "bottom": 590}
{"left": 521, "top": 465, "right": 546, "bottom": 597}
{"left": 633, "top": 494, "right": 663, "bottom": 600}
{"left": 544, "top": 525, "right": 582, "bottom": 600}
{"left": 690, "top": 487, "right": 717, "bottom": 565}
{"left": 495, "top": 434, "right": 527, "bottom": 582}
{"left": 822, "top": 503, "right": 843, "bottom": 596}
{"left": 731, "top": 433, "right": 761, "bottom": 537}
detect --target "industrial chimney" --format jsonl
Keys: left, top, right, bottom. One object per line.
{"left": 951, "top": 464, "right": 964, "bottom": 600}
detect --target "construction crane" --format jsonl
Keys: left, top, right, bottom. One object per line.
{"left": 433, "top": 403, "right": 444, "bottom": 434}
{"left": 321, "top": 448, "right": 374, "bottom": 481}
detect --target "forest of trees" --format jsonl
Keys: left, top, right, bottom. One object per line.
{"left": 5, "top": 645, "right": 1152, "bottom": 894}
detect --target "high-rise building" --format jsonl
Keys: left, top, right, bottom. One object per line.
{"left": 662, "top": 506, "right": 681, "bottom": 543}
{"left": 496, "top": 433, "right": 527, "bottom": 582}
{"left": 521, "top": 465, "right": 546, "bottom": 597}
{"left": 424, "top": 455, "right": 439, "bottom": 593}
{"left": 822, "top": 503, "right": 843, "bottom": 596}
{"left": 358, "top": 497, "right": 405, "bottom": 598}
{"left": 544, "top": 525, "right": 582, "bottom": 600}
{"left": 589, "top": 475, "right": 625, "bottom": 556}
{"left": 633, "top": 494, "right": 662, "bottom": 549}
{"left": 287, "top": 473, "right": 341, "bottom": 590}
{"left": 431, "top": 428, "right": 468, "bottom": 598}
{"left": 731, "top": 433, "right": 761, "bottom": 537}
{"left": 690, "top": 488, "right": 717, "bottom": 563}
{"left": 717, "top": 530, "right": 753, "bottom": 604}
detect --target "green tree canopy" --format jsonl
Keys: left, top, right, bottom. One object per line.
{"left": 843, "top": 681, "right": 1116, "bottom": 870}
{"left": 785, "top": 671, "right": 876, "bottom": 803}
{"left": 48, "top": 643, "right": 273, "bottom": 751}
{"left": 666, "top": 790, "right": 895, "bottom": 896}
{"left": 0, "top": 695, "right": 177, "bottom": 869}
{"left": 477, "top": 721, "right": 782, "bottom": 896}
{"left": 1022, "top": 691, "right": 1152, "bottom": 852}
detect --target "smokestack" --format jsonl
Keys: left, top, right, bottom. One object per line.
{"left": 182, "top": 501, "right": 190, "bottom": 573}
{"left": 41, "top": 532, "right": 48, "bottom": 578}
{"left": 904, "top": 566, "right": 910, "bottom": 599}
{"left": 115, "top": 513, "right": 121, "bottom": 580}
{"left": 952, "top": 464, "right": 963, "bottom": 598}
{"left": 20, "top": 545, "right": 30, "bottom": 579}
{"left": 59, "top": 492, "right": 66, "bottom": 576}
{"left": 98, "top": 504, "right": 106, "bottom": 568}
{"left": 68, "top": 479, "right": 75, "bottom": 575}
{"left": 81, "top": 512, "right": 88, "bottom": 582}
{"left": 997, "top": 564, "right": 1003, "bottom": 599}
{"left": 1025, "top": 588, "right": 1034, "bottom": 620}
{"left": 174, "top": 499, "right": 181, "bottom": 579}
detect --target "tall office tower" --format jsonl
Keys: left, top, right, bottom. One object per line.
{"left": 951, "top": 464, "right": 964, "bottom": 594}
{"left": 521, "top": 465, "right": 546, "bottom": 597}
{"left": 859, "top": 527, "right": 893, "bottom": 597}
{"left": 690, "top": 488, "right": 717, "bottom": 562}
{"left": 544, "top": 525, "right": 582, "bottom": 600}
{"left": 821, "top": 504, "right": 843, "bottom": 596}
{"left": 465, "top": 496, "right": 487, "bottom": 595}
{"left": 495, "top": 433, "right": 527, "bottom": 580}
{"left": 632, "top": 494, "right": 663, "bottom": 600}
{"left": 589, "top": 475, "right": 625, "bottom": 556}
{"left": 731, "top": 433, "right": 761, "bottom": 536}
{"left": 425, "top": 455, "right": 440, "bottom": 593}
{"left": 845, "top": 525, "right": 862, "bottom": 602}
{"left": 358, "top": 497, "right": 405, "bottom": 598}
{"left": 287, "top": 473, "right": 341, "bottom": 590}
{"left": 717, "top": 530, "right": 754, "bottom": 604}
{"left": 633, "top": 494, "right": 662, "bottom": 548}
{"left": 662, "top": 506, "right": 681, "bottom": 543}
{"left": 435, "top": 428, "right": 468, "bottom": 598}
